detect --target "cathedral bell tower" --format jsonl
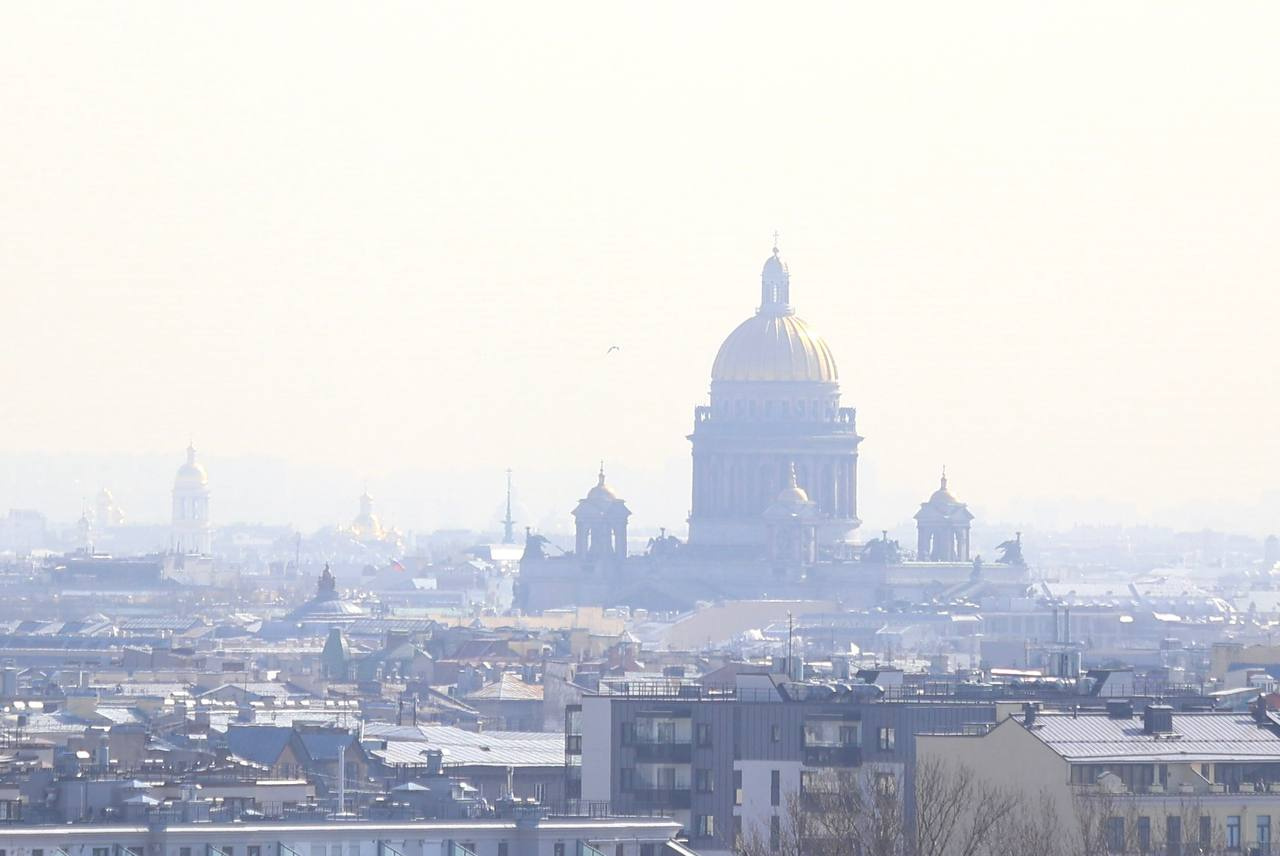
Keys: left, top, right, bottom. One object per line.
{"left": 572, "top": 464, "right": 631, "bottom": 565}
{"left": 914, "top": 470, "right": 973, "bottom": 561}
{"left": 171, "top": 443, "right": 212, "bottom": 555}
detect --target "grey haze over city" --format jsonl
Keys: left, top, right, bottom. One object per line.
{"left": 3, "top": 6, "right": 1280, "bottom": 856}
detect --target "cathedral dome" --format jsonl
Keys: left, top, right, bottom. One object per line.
{"left": 174, "top": 444, "right": 208, "bottom": 489}
{"left": 711, "top": 313, "right": 838, "bottom": 383}
{"left": 709, "top": 247, "right": 839, "bottom": 384}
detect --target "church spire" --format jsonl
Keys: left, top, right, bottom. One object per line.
{"left": 502, "top": 468, "right": 516, "bottom": 544}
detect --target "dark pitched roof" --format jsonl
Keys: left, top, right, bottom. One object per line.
{"left": 298, "top": 731, "right": 358, "bottom": 763}
{"left": 225, "top": 725, "right": 297, "bottom": 766}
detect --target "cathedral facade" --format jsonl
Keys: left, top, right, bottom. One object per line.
{"left": 688, "top": 245, "right": 861, "bottom": 553}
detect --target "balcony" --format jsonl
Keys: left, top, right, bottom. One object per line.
{"left": 633, "top": 742, "right": 693, "bottom": 763}
{"left": 628, "top": 788, "right": 692, "bottom": 810}
{"left": 803, "top": 745, "right": 862, "bottom": 767}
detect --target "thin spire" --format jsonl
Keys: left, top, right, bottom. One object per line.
{"left": 772, "top": 229, "right": 780, "bottom": 253}
{"left": 940, "top": 465, "right": 947, "bottom": 490}
{"left": 502, "top": 468, "right": 516, "bottom": 544}
{"left": 598, "top": 460, "right": 606, "bottom": 486}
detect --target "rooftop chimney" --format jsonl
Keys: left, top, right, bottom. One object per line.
{"left": 1143, "top": 704, "right": 1174, "bottom": 734}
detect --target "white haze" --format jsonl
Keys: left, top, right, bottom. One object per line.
{"left": 1, "top": 3, "right": 1278, "bottom": 537}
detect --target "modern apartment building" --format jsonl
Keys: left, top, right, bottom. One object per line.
{"left": 574, "top": 672, "right": 1002, "bottom": 856}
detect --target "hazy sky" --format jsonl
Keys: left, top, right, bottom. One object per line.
{"left": 2, "top": 3, "right": 1278, "bottom": 537}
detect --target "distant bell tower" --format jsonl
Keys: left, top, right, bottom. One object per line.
{"left": 171, "top": 443, "right": 212, "bottom": 555}
{"left": 572, "top": 464, "right": 631, "bottom": 565}
{"left": 914, "top": 469, "right": 973, "bottom": 562}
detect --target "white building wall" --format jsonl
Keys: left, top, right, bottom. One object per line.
{"left": 734, "top": 759, "right": 802, "bottom": 843}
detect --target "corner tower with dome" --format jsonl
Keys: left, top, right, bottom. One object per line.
{"left": 688, "top": 244, "right": 862, "bottom": 554}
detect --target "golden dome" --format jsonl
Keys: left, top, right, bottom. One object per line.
{"left": 776, "top": 462, "right": 812, "bottom": 505}
{"left": 586, "top": 464, "right": 618, "bottom": 502}
{"left": 711, "top": 313, "right": 838, "bottom": 383}
{"left": 927, "top": 471, "right": 960, "bottom": 506}
{"left": 174, "top": 444, "right": 208, "bottom": 489}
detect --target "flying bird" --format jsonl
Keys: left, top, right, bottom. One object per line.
{"left": 606, "top": 345, "right": 621, "bottom": 354}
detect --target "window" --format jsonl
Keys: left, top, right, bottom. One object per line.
{"left": 1228, "top": 816, "right": 1242, "bottom": 851}
{"left": 771, "top": 770, "right": 781, "bottom": 806}
{"left": 500, "top": 846, "right": 509, "bottom": 856}
{"left": 875, "top": 771, "right": 897, "bottom": 797}
{"left": 555, "top": 845, "right": 566, "bottom": 856}
{"left": 840, "top": 725, "right": 857, "bottom": 746}
{"left": 770, "top": 816, "right": 781, "bottom": 852}
{"left": 696, "top": 723, "right": 712, "bottom": 746}
{"left": 95, "top": 849, "right": 111, "bottom": 856}
{"left": 1106, "top": 817, "right": 1125, "bottom": 852}
{"left": 771, "top": 724, "right": 781, "bottom": 743}
{"left": 250, "top": 848, "right": 262, "bottom": 856}
{"left": 641, "top": 846, "right": 655, "bottom": 856}
{"left": 613, "top": 845, "right": 621, "bottom": 856}
{"left": 1167, "top": 815, "right": 1181, "bottom": 856}
{"left": 696, "top": 814, "right": 715, "bottom": 837}
{"left": 1201, "top": 817, "right": 1213, "bottom": 849}
{"left": 695, "top": 768, "right": 714, "bottom": 793}
{"left": 1260, "top": 816, "right": 1272, "bottom": 850}
{"left": 1138, "top": 816, "right": 1151, "bottom": 852}
{"left": 878, "top": 727, "right": 896, "bottom": 751}
{"left": 734, "top": 770, "right": 743, "bottom": 806}
{"left": 621, "top": 722, "right": 634, "bottom": 745}
{"left": 734, "top": 816, "right": 743, "bottom": 850}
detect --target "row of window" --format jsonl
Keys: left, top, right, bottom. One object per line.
{"left": 625, "top": 719, "right": 869, "bottom": 749}
{"left": 618, "top": 721, "right": 712, "bottom": 745}
{"left": 1106, "top": 814, "right": 1272, "bottom": 852}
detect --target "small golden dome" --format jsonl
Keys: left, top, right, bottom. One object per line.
{"left": 711, "top": 313, "right": 838, "bottom": 383}
{"left": 174, "top": 444, "right": 208, "bottom": 489}
{"left": 776, "top": 462, "right": 811, "bottom": 505}
{"left": 586, "top": 463, "right": 618, "bottom": 502}
{"left": 927, "top": 470, "right": 960, "bottom": 506}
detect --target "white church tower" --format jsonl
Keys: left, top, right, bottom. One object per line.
{"left": 171, "top": 443, "right": 212, "bottom": 555}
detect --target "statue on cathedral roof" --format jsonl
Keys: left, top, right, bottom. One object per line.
{"left": 996, "top": 532, "right": 1026, "bottom": 567}
{"left": 522, "top": 528, "right": 550, "bottom": 561}
{"left": 860, "top": 531, "right": 902, "bottom": 565}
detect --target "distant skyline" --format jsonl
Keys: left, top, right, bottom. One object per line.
{"left": 2, "top": 4, "right": 1278, "bottom": 537}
